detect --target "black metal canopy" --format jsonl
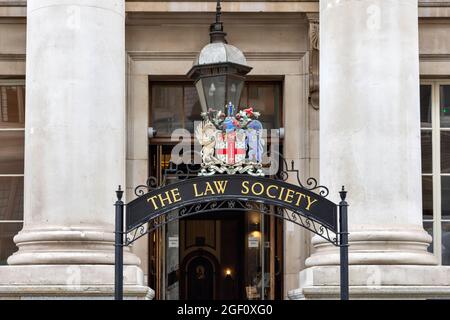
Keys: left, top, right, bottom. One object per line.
{"left": 113, "top": 157, "right": 350, "bottom": 300}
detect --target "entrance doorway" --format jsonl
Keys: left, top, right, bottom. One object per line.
{"left": 180, "top": 211, "right": 243, "bottom": 300}
{"left": 147, "top": 145, "right": 284, "bottom": 300}
{"left": 185, "top": 254, "right": 217, "bottom": 300}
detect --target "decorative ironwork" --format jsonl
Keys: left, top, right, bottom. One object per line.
{"left": 134, "top": 153, "right": 329, "bottom": 198}
{"left": 134, "top": 176, "right": 159, "bottom": 197}
{"left": 125, "top": 224, "right": 146, "bottom": 245}
{"left": 128, "top": 153, "right": 335, "bottom": 248}
{"left": 116, "top": 134, "right": 349, "bottom": 297}
{"left": 124, "top": 198, "right": 337, "bottom": 246}
{"left": 275, "top": 156, "right": 329, "bottom": 197}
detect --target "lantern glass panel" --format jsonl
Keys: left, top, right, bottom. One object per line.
{"left": 195, "top": 80, "right": 207, "bottom": 112}
{"left": 226, "top": 76, "right": 244, "bottom": 109}
{"left": 202, "top": 75, "right": 226, "bottom": 110}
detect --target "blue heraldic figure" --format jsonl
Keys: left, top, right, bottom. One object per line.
{"left": 246, "top": 120, "right": 264, "bottom": 163}
{"left": 223, "top": 117, "right": 236, "bottom": 132}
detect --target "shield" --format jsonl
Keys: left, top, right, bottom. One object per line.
{"left": 234, "top": 130, "right": 246, "bottom": 163}
{"left": 215, "top": 132, "right": 227, "bottom": 163}
{"left": 215, "top": 130, "right": 246, "bottom": 165}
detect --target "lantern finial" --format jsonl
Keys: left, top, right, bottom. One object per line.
{"left": 210, "top": 0, "right": 227, "bottom": 43}
{"left": 216, "top": 0, "right": 221, "bottom": 24}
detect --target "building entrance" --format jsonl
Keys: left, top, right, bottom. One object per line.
{"left": 147, "top": 145, "right": 283, "bottom": 300}
{"left": 180, "top": 212, "right": 243, "bottom": 300}
{"left": 116, "top": 142, "right": 348, "bottom": 300}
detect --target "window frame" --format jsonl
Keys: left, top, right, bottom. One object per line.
{"left": 421, "top": 80, "right": 450, "bottom": 264}
{"left": 148, "top": 79, "right": 283, "bottom": 144}
{"left": 149, "top": 81, "right": 197, "bottom": 138}
{"left": 0, "top": 79, "right": 25, "bottom": 265}
{"left": 0, "top": 79, "right": 25, "bottom": 223}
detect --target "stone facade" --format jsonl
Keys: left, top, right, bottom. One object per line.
{"left": 0, "top": 0, "right": 449, "bottom": 299}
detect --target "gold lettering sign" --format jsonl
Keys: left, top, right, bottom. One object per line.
{"left": 239, "top": 181, "right": 319, "bottom": 212}
{"left": 193, "top": 180, "right": 229, "bottom": 197}
{"left": 266, "top": 185, "right": 278, "bottom": 199}
{"left": 147, "top": 188, "right": 182, "bottom": 210}
{"left": 145, "top": 179, "right": 319, "bottom": 212}
{"left": 127, "top": 176, "right": 336, "bottom": 233}
{"left": 241, "top": 181, "right": 250, "bottom": 195}
{"left": 213, "top": 180, "right": 228, "bottom": 194}
{"left": 284, "top": 189, "right": 295, "bottom": 203}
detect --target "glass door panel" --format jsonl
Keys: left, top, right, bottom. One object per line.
{"left": 245, "top": 211, "right": 262, "bottom": 300}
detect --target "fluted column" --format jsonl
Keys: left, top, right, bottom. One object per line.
{"left": 8, "top": 0, "right": 139, "bottom": 266}
{"left": 307, "top": 0, "right": 435, "bottom": 267}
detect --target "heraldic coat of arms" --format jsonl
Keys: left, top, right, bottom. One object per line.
{"left": 195, "top": 103, "right": 265, "bottom": 176}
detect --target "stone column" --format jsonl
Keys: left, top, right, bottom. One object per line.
{"left": 292, "top": 0, "right": 450, "bottom": 299}
{"left": 0, "top": 0, "right": 150, "bottom": 299}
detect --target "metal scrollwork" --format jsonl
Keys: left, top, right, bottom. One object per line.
{"left": 165, "top": 151, "right": 203, "bottom": 176}
{"left": 134, "top": 176, "right": 159, "bottom": 197}
{"left": 125, "top": 224, "right": 146, "bottom": 245}
{"left": 124, "top": 198, "right": 337, "bottom": 246}
{"left": 135, "top": 154, "right": 330, "bottom": 198}
{"left": 274, "top": 155, "right": 330, "bottom": 198}
{"left": 127, "top": 151, "right": 336, "bottom": 246}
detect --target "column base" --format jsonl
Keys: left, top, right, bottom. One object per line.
{"left": 306, "top": 228, "right": 437, "bottom": 266}
{"left": 7, "top": 227, "right": 141, "bottom": 265}
{"left": 289, "top": 265, "right": 450, "bottom": 300}
{"left": 0, "top": 265, "right": 153, "bottom": 300}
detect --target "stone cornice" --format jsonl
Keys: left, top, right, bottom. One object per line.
{"left": 127, "top": 51, "right": 304, "bottom": 61}
{"left": 420, "top": 53, "right": 450, "bottom": 61}
{"left": 126, "top": 12, "right": 307, "bottom": 25}
{"left": 0, "top": 53, "right": 25, "bottom": 61}
{"left": 1, "top": 51, "right": 305, "bottom": 63}
{"left": 1, "top": 1, "right": 450, "bottom": 19}
{"left": 419, "top": 1, "right": 450, "bottom": 7}
{"left": 0, "top": 1, "right": 25, "bottom": 7}
{"left": 126, "top": 1, "right": 318, "bottom": 13}
{"left": 0, "top": 0, "right": 447, "bottom": 8}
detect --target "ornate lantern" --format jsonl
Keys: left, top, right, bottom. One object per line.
{"left": 187, "top": 0, "right": 252, "bottom": 114}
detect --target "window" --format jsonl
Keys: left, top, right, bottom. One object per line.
{"left": 0, "top": 80, "right": 25, "bottom": 265}
{"left": 239, "top": 82, "right": 281, "bottom": 130}
{"left": 150, "top": 83, "right": 203, "bottom": 135}
{"left": 150, "top": 81, "right": 282, "bottom": 136}
{"left": 421, "top": 81, "right": 450, "bottom": 265}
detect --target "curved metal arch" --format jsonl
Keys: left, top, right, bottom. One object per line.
{"left": 134, "top": 152, "right": 330, "bottom": 198}
{"left": 124, "top": 198, "right": 337, "bottom": 246}
{"left": 114, "top": 161, "right": 350, "bottom": 300}
{"left": 127, "top": 174, "right": 337, "bottom": 232}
